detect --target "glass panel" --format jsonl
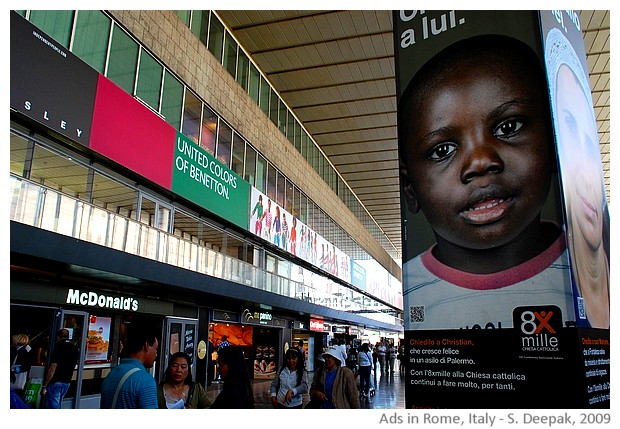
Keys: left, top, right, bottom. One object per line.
{"left": 201, "top": 105, "right": 218, "bottom": 156}
{"left": 293, "top": 187, "right": 301, "bottom": 219}
{"left": 279, "top": 104, "right": 288, "bottom": 135}
{"left": 285, "top": 179, "right": 294, "bottom": 214}
{"left": 190, "top": 10, "right": 209, "bottom": 43}
{"left": 10, "top": 132, "right": 30, "bottom": 177}
{"left": 269, "top": 89, "right": 279, "bottom": 127}
{"left": 161, "top": 71, "right": 184, "bottom": 130}
{"left": 176, "top": 10, "right": 191, "bottom": 27}
{"left": 300, "top": 130, "right": 309, "bottom": 158}
{"left": 294, "top": 120, "right": 302, "bottom": 153}
{"left": 60, "top": 311, "right": 86, "bottom": 404}
{"left": 300, "top": 193, "right": 308, "bottom": 225}
{"left": 256, "top": 154, "right": 266, "bottom": 193}
{"left": 236, "top": 50, "right": 249, "bottom": 91}
{"left": 259, "top": 75, "right": 269, "bottom": 116}
{"left": 158, "top": 204, "right": 172, "bottom": 233}
{"left": 248, "top": 63, "right": 260, "bottom": 104}
{"left": 287, "top": 114, "right": 295, "bottom": 145}
{"left": 244, "top": 146, "right": 257, "bottom": 186}
{"left": 311, "top": 145, "right": 319, "bottom": 174}
{"left": 91, "top": 171, "right": 138, "bottom": 213}
{"left": 306, "top": 199, "right": 314, "bottom": 229}
{"left": 266, "top": 162, "right": 276, "bottom": 201}
{"left": 30, "top": 144, "right": 89, "bottom": 199}
{"left": 72, "top": 10, "right": 111, "bottom": 74}
{"left": 181, "top": 90, "right": 201, "bottom": 144}
{"left": 216, "top": 122, "right": 232, "bottom": 167}
{"left": 139, "top": 197, "right": 156, "bottom": 226}
{"left": 29, "top": 10, "right": 74, "bottom": 48}
{"left": 276, "top": 171, "right": 285, "bottom": 207}
{"left": 231, "top": 133, "right": 245, "bottom": 177}
{"left": 107, "top": 24, "right": 139, "bottom": 94}
{"left": 168, "top": 322, "right": 183, "bottom": 355}
{"left": 207, "top": 13, "right": 224, "bottom": 62}
{"left": 223, "top": 233, "right": 245, "bottom": 259}
{"left": 136, "top": 49, "right": 163, "bottom": 111}
{"left": 223, "top": 33, "right": 237, "bottom": 77}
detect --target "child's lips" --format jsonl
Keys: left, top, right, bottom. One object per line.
{"left": 460, "top": 197, "right": 512, "bottom": 224}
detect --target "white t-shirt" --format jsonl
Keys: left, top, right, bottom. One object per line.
{"left": 403, "top": 232, "right": 576, "bottom": 330}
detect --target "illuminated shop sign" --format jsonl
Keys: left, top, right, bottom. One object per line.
{"left": 66, "top": 288, "right": 139, "bottom": 311}
{"left": 332, "top": 325, "right": 348, "bottom": 334}
{"left": 309, "top": 318, "right": 325, "bottom": 332}
{"left": 242, "top": 308, "right": 273, "bottom": 325}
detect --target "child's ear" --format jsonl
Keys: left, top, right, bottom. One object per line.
{"left": 400, "top": 165, "right": 421, "bottom": 214}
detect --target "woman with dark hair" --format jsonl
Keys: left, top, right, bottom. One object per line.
{"left": 270, "top": 347, "right": 308, "bottom": 408}
{"left": 157, "top": 352, "right": 212, "bottom": 409}
{"left": 211, "top": 346, "right": 254, "bottom": 408}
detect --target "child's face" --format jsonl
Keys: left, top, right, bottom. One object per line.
{"left": 403, "top": 59, "right": 552, "bottom": 250}
{"left": 555, "top": 64, "right": 604, "bottom": 249}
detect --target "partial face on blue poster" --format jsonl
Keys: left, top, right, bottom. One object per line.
{"left": 543, "top": 20, "right": 610, "bottom": 329}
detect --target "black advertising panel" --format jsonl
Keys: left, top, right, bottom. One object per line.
{"left": 10, "top": 11, "right": 98, "bottom": 145}
{"left": 394, "top": 10, "right": 601, "bottom": 408}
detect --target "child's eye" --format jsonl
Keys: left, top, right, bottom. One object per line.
{"left": 494, "top": 119, "right": 523, "bottom": 137}
{"left": 563, "top": 112, "right": 578, "bottom": 135}
{"left": 428, "top": 143, "right": 456, "bottom": 161}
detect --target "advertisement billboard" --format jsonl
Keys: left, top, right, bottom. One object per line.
{"left": 395, "top": 10, "right": 607, "bottom": 408}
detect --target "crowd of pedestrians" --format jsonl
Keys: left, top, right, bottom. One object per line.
{"left": 11, "top": 327, "right": 401, "bottom": 410}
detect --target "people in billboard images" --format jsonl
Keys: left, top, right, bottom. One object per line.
{"left": 398, "top": 34, "right": 575, "bottom": 330}
{"left": 545, "top": 28, "right": 610, "bottom": 329}
{"left": 250, "top": 194, "right": 264, "bottom": 237}
{"left": 273, "top": 205, "right": 282, "bottom": 247}
{"left": 263, "top": 198, "right": 273, "bottom": 241}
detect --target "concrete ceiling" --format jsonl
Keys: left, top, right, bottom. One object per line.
{"left": 217, "top": 10, "right": 610, "bottom": 262}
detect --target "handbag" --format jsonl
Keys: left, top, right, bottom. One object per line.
{"left": 11, "top": 354, "right": 28, "bottom": 391}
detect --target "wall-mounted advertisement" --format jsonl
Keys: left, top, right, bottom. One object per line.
{"left": 248, "top": 187, "right": 351, "bottom": 284}
{"left": 10, "top": 11, "right": 97, "bottom": 146}
{"left": 172, "top": 132, "right": 250, "bottom": 229}
{"left": 10, "top": 12, "right": 251, "bottom": 232}
{"left": 85, "top": 315, "right": 112, "bottom": 364}
{"left": 540, "top": 9, "right": 610, "bottom": 408}
{"left": 394, "top": 10, "right": 603, "bottom": 408}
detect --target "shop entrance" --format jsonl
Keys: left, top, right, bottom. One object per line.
{"left": 10, "top": 304, "right": 88, "bottom": 408}
{"left": 162, "top": 317, "right": 198, "bottom": 380}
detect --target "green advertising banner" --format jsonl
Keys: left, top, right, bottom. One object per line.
{"left": 172, "top": 132, "right": 249, "bottom": 229}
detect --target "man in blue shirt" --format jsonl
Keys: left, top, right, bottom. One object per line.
{"left": 100, "top": 323, "right": 159, "bottom": 409}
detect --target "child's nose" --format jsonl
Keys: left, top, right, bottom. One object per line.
{"left": 459, "top": 139, "right": 504, "bottom": 184}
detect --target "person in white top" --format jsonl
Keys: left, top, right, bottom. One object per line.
{"left": 357, "top": 343, "right": 373, "bottom": 398}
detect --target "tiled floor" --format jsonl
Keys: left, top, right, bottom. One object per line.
{"left": 206, "top": 365, "right": 406, "bottom": 409}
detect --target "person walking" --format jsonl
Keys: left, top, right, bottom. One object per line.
{"left": 270, "top": 347, "right": 308, "bottom": 409}
{"left": 100, "top": 322, "right": 159, "bottom": 408}
{"left": 157, "top": 351, "right": 212, "bottom": 409}
{"left": 295, "top": 339, "right": 306, "bottom": 367}
{"left": 211, "top": 345, "right": 254, "bottom": 408}
{"left": 376, "top": 341, "right": 387, "bottom": 375}
{"left": 10, "top": 333, "right": 33, "bottom": 396}
{"left": 41, "top": 329, "right": 79, "bottom": 409}
{"left": 386, "top": 342, "right": 397, "bottom": 375}
{"left": 357, "top": 343, "right": 373, "bottom": 398}
{"left": 308, "top": 345, "right": 359, "bottom": 409}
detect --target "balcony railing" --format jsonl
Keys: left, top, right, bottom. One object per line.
{"left": 10, "top": 175, "right": 402, "bottom": 327}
